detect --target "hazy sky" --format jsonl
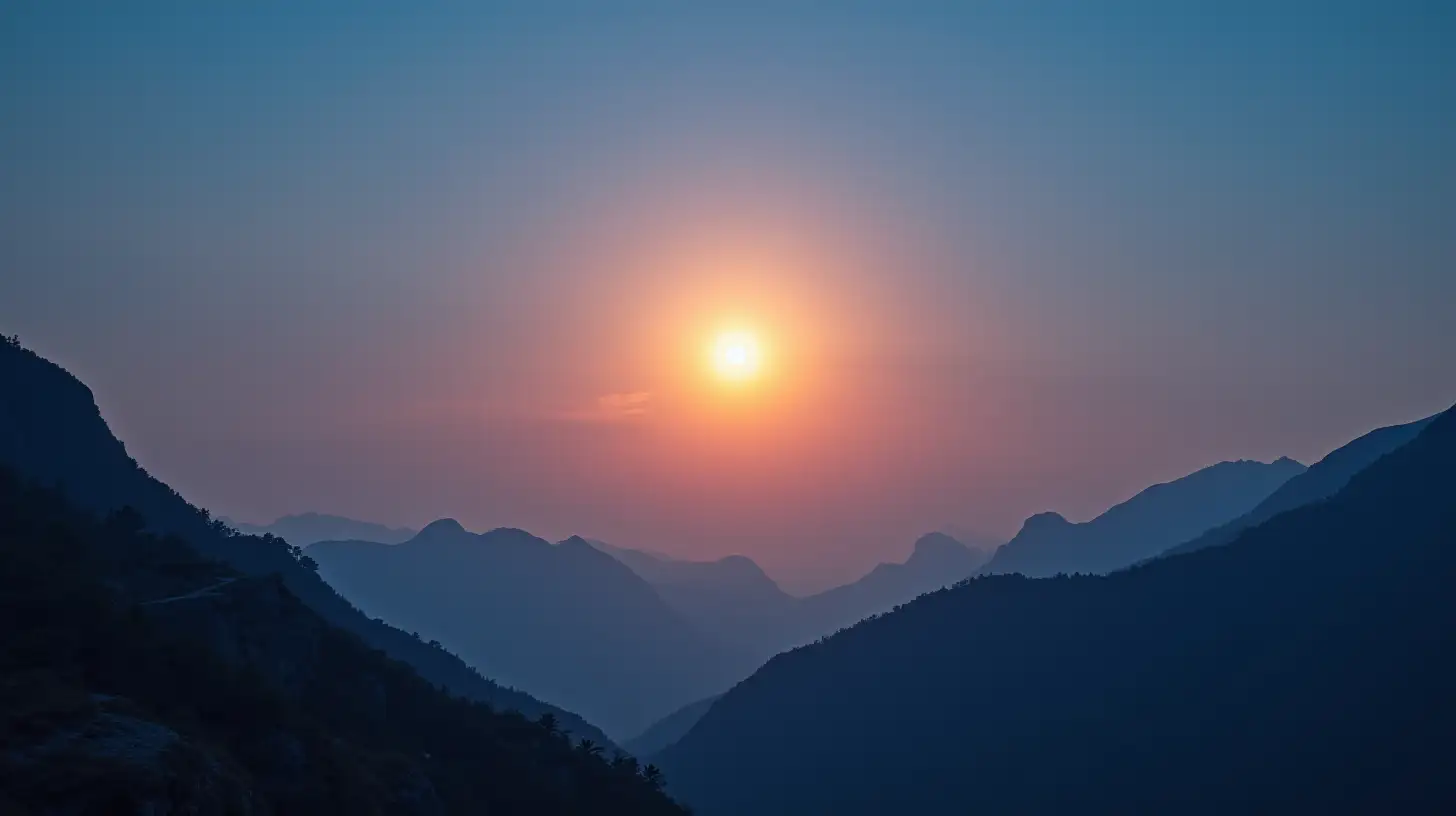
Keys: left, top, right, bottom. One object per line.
{"left": 3, "top": 3, "right": 1454, "bottom": 591}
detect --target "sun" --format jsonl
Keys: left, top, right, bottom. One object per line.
{"left": 711, "top": 330, "right": 762, "bottom": 382}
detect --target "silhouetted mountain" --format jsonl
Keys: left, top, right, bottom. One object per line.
{"left": 660, "top": 406, "right": 1456, "bottom": 815}
{"left": 595, "top": 541, "right": 785, "bottom": 602}
{"left": 597, "top": 533, "right": 991, "bottom": 663}
{"left": 592, "top": 541, "right": 798, "bottom": 659}
{"left": 310, "top": 530, "right": 754, "bottom": 738}
{"left": 1162, "top": 414, "right": 1437, "bottom": 558}
{"left": 624, "top": 695, "right": 722, "bottom": 758}
{"left": 0, "top": 467, "right": 687, "bottom": 815}
{"left": 981, "top": 457, "right": 1305, "bottom": 576}
{"left": 0, "top": 338, "right": 610, "bottom": 746}
{"left": 225, "top": 511, "right": 417, "bottom": 546}
{"left": 788, "top": 532, "right": 991, "bottom": 643}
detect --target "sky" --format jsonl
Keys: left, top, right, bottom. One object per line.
{"left": 3, "top": 2, "right": 1454, "bottom": 592}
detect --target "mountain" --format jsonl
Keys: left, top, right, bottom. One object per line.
{"left": 225, "top": 512, "right": 416, "bottom": 546}
{"left": 659, "top": 406, "right": 1456, "bottom": 814}
{"left": 787, "top": 532, "right": 991, "bottom": 643}
{"left": 1161, "top": 414, "right": 1437, "bottom": 558}
{"left": 310, "top": 529, "right": 754, "bottom": 738}
{"left": 0, "top": 338, "right": 610, "bottom": 746}
{"left": 980, "top": 457, "right": 1305, "bottom": 576}
{"left": 624, "top": 695, "right": 723, "bottom": 758}
{"left": 596, "top": 533, "right": 991, "bottom": 663}
{"left": 592, "top": 541, "right": 798, "bottom": 659}
{"left": 0, "top": 467, "right": 687, "bottom": 814}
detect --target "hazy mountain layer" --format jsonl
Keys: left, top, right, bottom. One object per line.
{"left": 625, "top": 695, "right": 722, "bottom": 757}
{"left": 311, "top": 529, "right": 755, "bottom": 738}
{"left": 598, "top": 532, "right": 993, "bottom": 664}
{"left": 226, "top": 511, "right": 417, "bottom": 546}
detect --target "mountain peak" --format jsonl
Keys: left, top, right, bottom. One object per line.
{"left": 713, "top": 554, "right": 775, "bottom": 583}
{"left": 910, "top": 532, "right": 966, "bottom": 561}
{"left": 418, "top": 518, "right": 467, "bottom": 539}
{"left": 1020, "top": 511, "right": 1072, "bottom": 534}
{"left": 559, "top": 535, "right": 596, "bottom": 550}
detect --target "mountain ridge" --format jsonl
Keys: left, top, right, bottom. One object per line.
{"left": 1161, "top": 414, "right": 1437, "bottom": 558}
{"left": 981, "top": 456, "right": 1305, "bottom": 576}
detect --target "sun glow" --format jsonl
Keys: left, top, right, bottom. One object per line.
{"left": 711, "top": 330, "right": 763, "bottom": 382}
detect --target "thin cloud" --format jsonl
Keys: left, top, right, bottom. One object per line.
{"left": 559, "top": 391, "right": 653, "bottom": 424}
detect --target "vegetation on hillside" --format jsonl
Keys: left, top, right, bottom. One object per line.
{"left": 0, "top": 469, "right": 687, "bottom": 814}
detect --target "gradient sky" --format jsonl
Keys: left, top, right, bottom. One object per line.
{"left": 3, "top": 3, "right": 1454, "bottom": 591}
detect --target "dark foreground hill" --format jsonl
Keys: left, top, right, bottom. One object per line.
{"left": 661, "top": 406, "right": 1456, "bottom": 815}
{"left": 0, "top": 469, "right": 687, "bottom": 814}
{"left": 0, "top": 337, "right": 609, "bottom": 746}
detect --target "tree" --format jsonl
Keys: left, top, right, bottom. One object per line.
{"left": 642, "top": 764, "right": 665, "bottom": 790}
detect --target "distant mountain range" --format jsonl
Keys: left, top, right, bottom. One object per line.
{"left": 980, "top": 457, "right": 1305, "bottom": 577}
{"left": 310, "top": 527, "right": 756, "bottom": 738}
{"left": 590, "top": 541, "right": 799, "bottom": 655}
{"left": 596, "top": 532, "right": 993, "bottom": 663}
{"left": 0, "top": 339, "right": 612, "bottom": 747}
{"left": 223, "top": 512, "right": 417, "bottom": 546}
{"left": 659, "top": 405, "right": 1456, "bottom": 814}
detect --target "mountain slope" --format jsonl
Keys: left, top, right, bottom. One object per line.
{"left": 226, "top": 512, "right": 417, "bottom": 546}
{"left": 311, "top": 530, "right": 753, "bottom": 738}
{"left": 1161, "top": 414, "right": 1436, "bottom": 558}
{"left": 661, "top": 406, "right": 1456, "bottom": 815}
{"left": 0, "top": 338, "right": 610, "bottom": 746}
{"left": 0, "top": 468, "right": 687, "bottom": 815}
{"left": 981, "top": 457, "right": 1304, "bottom": 576}
{"left": 625, "top": 695, "right": 723, "bottom": 757}
{"left": 593, "top": 541, "right": 798, "bottom": 659}
{"left": 787, "top": 532, "right": 990, "bottom": 644}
